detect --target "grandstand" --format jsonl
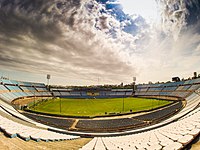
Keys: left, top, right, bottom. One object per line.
{"left": 0, "top": 79, "right": 52, "bottom": 104}
{"left": 135, "top": 78, "right": 200, "bottom": 99}
{"left": 0, "top": 77, "right": 200, "bottom": 149}
{"left": 51, "top": 87, "right": 133, "bottom": 98}
{"left": 0, "top": 79, "right": 80, "bottom": 143}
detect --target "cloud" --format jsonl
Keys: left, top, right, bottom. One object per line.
{"left": 0, "top": 0, "right": 199, "bottom": 85}
{"left": 0, "top": 0, "right": 137, "bottom": 85}
{"left": 136, "top": 7, "right": 200, "bottom": 83}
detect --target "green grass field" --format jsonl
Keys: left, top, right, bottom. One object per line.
{"left": 29, "top": 97, "right": 173, "bottom": 117}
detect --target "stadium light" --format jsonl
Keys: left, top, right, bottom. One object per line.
{"left": 47, "top": 74, "right": 51, "bottom": 86}
{"left": 133, "top": 77, "right": 136, "bottom": 95}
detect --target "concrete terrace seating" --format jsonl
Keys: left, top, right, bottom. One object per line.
{"left": 0, "top": 97, "right": 80, "bottom": 142}
{"left": 52, "top": 88, "right": 133, "bottom": 98}
{"left": 80, "top": 106, "right": 200, "bottom": 150}
{"left": 22, "top": 112, "right": 75, "bottom": 130}
{"left": 133, "top": 101, "right": 182, "bottom": 122}
{"left": 76, "top": 118, "right": 144, "bottom": 132}
{"left": 0, "top": 99, "right": 50, "bottom": 128}
{"left": 135, "top": 78, "right": 200, "bottom": 99}
{"left": 0, "top": 79, "right": 52, "bottom": 103}
{"left": 0, "top": 115, "right": 79, "bottom": 142}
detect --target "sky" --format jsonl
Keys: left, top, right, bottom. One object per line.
{"left": 0, "top": 0, "right": 200, "bottom": 86}
{"left": 120, "top": 0, "right": 159, "bottom": 23}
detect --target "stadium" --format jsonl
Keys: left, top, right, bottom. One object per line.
{"left": 0, "top": 75, "right": 200, "bottom": 149}
{"left": 0, "top": 0, "right": 200, "bottom": 150}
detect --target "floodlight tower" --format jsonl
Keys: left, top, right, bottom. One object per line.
{"left": 47, "top": 74, "right": 51, "bottom": 86}
{"left": 133, "top": 77, "right": 136, "bottom": 95}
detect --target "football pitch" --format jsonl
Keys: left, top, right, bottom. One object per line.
{"left": 30, "top": 97, "right": 173, "bottom": 117}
